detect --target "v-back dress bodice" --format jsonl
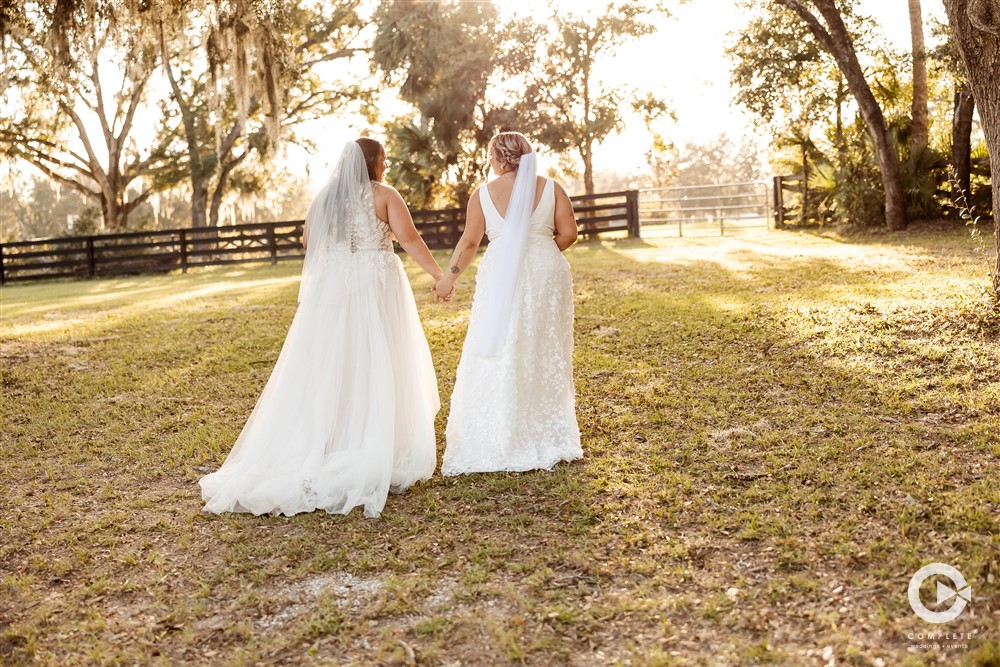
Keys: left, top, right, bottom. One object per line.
{"left": 480, "top": 177, "right": 557, "bottom": 241}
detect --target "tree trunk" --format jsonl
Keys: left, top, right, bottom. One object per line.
{"left": 778, "top": 0, "right": 908, "bottom": 230}
{"left": 100, "top": 196, "right": 111, "bottom": 233}
{"left": 209, "top": 152, "right": 249, "bottom": 226}
{"left": 582, "top": 140, "right": 595, "bottom": 196}
{"left": 801, "top": 142, "right": 809, "bottom": 223}
{"left": 101, "top": 194, "right": 129, "bottom": 232}
{"left": 952, "top": 82, "right": 976, "bottom": 200}
{"left": 908, "top": 0, "right": 929, "bottom": 151}
{"left": 208, "top": 181, "right": 226, "bottom": 227}
{"left": 192, "top": 183, "right": 209, "bottom": 228}
{"left": 835, "top": 75, "right": 847, "bottom": 170}
{"left": 942, "top": 0, "right": 1000, "bottom": 293}
{"left": 159, "top": 20, "right": 211, "bottom": 228}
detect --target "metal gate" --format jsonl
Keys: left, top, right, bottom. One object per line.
{"left": 639, "top": 182, "right": 771, "bottom": 236}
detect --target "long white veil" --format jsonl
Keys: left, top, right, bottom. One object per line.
{"left": 470, "top": 152, "right": 538, "bottom": 357}
{"left": 200, "top": 141, "right": 440, "bottom": 519}
{"left": 298, "top": 142, "right": 372, "bottom": 305}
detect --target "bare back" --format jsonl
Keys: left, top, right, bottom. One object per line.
{"left": 485, "top": 175, "right": 549, "bottom": 218}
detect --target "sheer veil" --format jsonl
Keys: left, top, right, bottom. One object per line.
{"left": 298, "top": 141, "right": 372, "bottom": 305}
{"left": 470, "top": 151, "right": 538, "bottom": 357}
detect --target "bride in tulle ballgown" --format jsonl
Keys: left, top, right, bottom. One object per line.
{"left": 200, "top": 138, "right": 447, "bottom": 518}
{"left": 434, "top": 132, "right": 582, "bottom": 475}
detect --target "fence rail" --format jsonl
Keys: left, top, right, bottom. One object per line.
{"left": 0, "top": 190, "right": 639, "bottom": 284}
{"left": 639, "top": 182, "right": 770, "bottom": 236}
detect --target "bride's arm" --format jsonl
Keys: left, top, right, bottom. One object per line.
{"left": 435, "top": 190, "right": 486, "bottom": 298}
{"left": 383, "top": 185, "right": 444, "bottom": 281}
{"left": 553, "top": 182, "right": 578, "bottom": 251}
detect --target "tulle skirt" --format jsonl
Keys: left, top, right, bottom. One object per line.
{"left": 199, "top": 252, "right": 439, "bottom": 518}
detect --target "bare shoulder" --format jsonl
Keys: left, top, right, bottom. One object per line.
{"left": 468, "top": 185, "right": 484, "bottom": 208}
{"left": 373, "top": 181, "right": 404, "bottom": 203}
{"left": 550, "top": 179, "right": 570, "bottom": 198}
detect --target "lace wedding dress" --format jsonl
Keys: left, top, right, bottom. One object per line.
{"left": 199, "top": 144, "right": 439, "bottom": 517}
{"left": 442, "top": 178, "right": 582, "bottom": 474}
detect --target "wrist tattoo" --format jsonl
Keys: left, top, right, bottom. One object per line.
{"left": 449, "top": 265, "right": 460, "bottom": 274}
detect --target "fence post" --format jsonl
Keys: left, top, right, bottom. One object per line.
{"left": 625, "top": 190, "right": 641, "bottom": 238}
{"left": 773, "top": 176, "right": 785, "bottom": 228}
{"left": 267, "top": 225, "right": 278, "bottom": 264}
{"left": 0, "top": 244, "right": 5, "bottom": 285}
{"left": 86, "top": 237, "right": 96, "bottom": 277}
{"left": 180, "top": 229, "right": 189, "bottom": 273}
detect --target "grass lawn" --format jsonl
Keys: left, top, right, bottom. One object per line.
{"left": 1, "top": 224, "right": 999, "bottom": 666}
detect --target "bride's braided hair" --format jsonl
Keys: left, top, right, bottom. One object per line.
{"left": 489, "top": 132, "right": 533, "bottom": 171}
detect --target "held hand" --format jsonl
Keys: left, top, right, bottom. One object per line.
{"left": 434, "top": 277, "right": 456, "bottom": 302}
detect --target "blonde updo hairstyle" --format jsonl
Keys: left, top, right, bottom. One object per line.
{"left": 488, "top": 131, "right": 533, "bottom": 172}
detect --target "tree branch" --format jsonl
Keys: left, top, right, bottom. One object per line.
{"left": 0, "top": 131, "right": 91, "bottom": 170}
{"left": 217, "top": 97, "right": 260, "bottom": 162}
{"left": 89, "top": 36, "right": 113, "bottom": 142}
{"left": 122, "top": 187, "right": 155, "bottom": 217}
{"left": 125, "top": 124, "right": 182, "bottom": 177}
{"left": 209, "top": 149, "right": 250, "bottom": 225}
{"left": 116, "top": 68, "right": 153, "bottom": 148}
{"left": 7, "top": 143, "right": 95, "bottom": 182}
{"left": 299, "top": 47, "right": 368, "bottom": 69}
{"left": 12, "top": 150, "right": 100, "bottom": 201}
{"left": 52, "top": 100, "right": 116, "bottom": 207}
{"left": 773, "top": 0, "right": 837, "bottom": 55}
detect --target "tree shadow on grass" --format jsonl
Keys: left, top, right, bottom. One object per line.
{"left": 558, "top": 240, "right": 999, "bottom": 660}
{"left": 0, "top": 262, "right": 304, "bottom": 326}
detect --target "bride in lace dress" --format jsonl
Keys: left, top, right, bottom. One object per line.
{"left": 200, "top": 138, "right": 446, "bottom": 517}
{"left": 435, "top": 132, "right": 582, "bottom": 475}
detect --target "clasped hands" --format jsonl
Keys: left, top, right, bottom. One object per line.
{"left": 433, "top": 276, "right": 456, "bottom": 303}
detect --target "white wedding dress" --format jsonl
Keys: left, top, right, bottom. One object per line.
{"left": 200, "top": 144, "right": 438, "bottom": 517}
{"left": 442, "top": 178, "right": 582, "bottom": 474}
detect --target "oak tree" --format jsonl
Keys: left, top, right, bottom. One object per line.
{"left": 941, "top": 0, "right": 1000, "bottom": 292}
{"left": 154, "top": 0, "right": 368, "bottom": 227}
{"left": 0, "top": 0, "right": 171, "bottom": 231}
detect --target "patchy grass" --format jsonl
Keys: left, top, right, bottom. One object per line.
{"left": 1, "top": 223, "right": 998, "bottom": 666}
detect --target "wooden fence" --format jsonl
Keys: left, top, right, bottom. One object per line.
{"left": 773, "top": 174, "right": 804, "bottom": 228}
{"left": 773, "top": 157, "right": 994, "bottom": 227}
{"left": 0, "top": 190, "right": 639, "bottom": 284}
